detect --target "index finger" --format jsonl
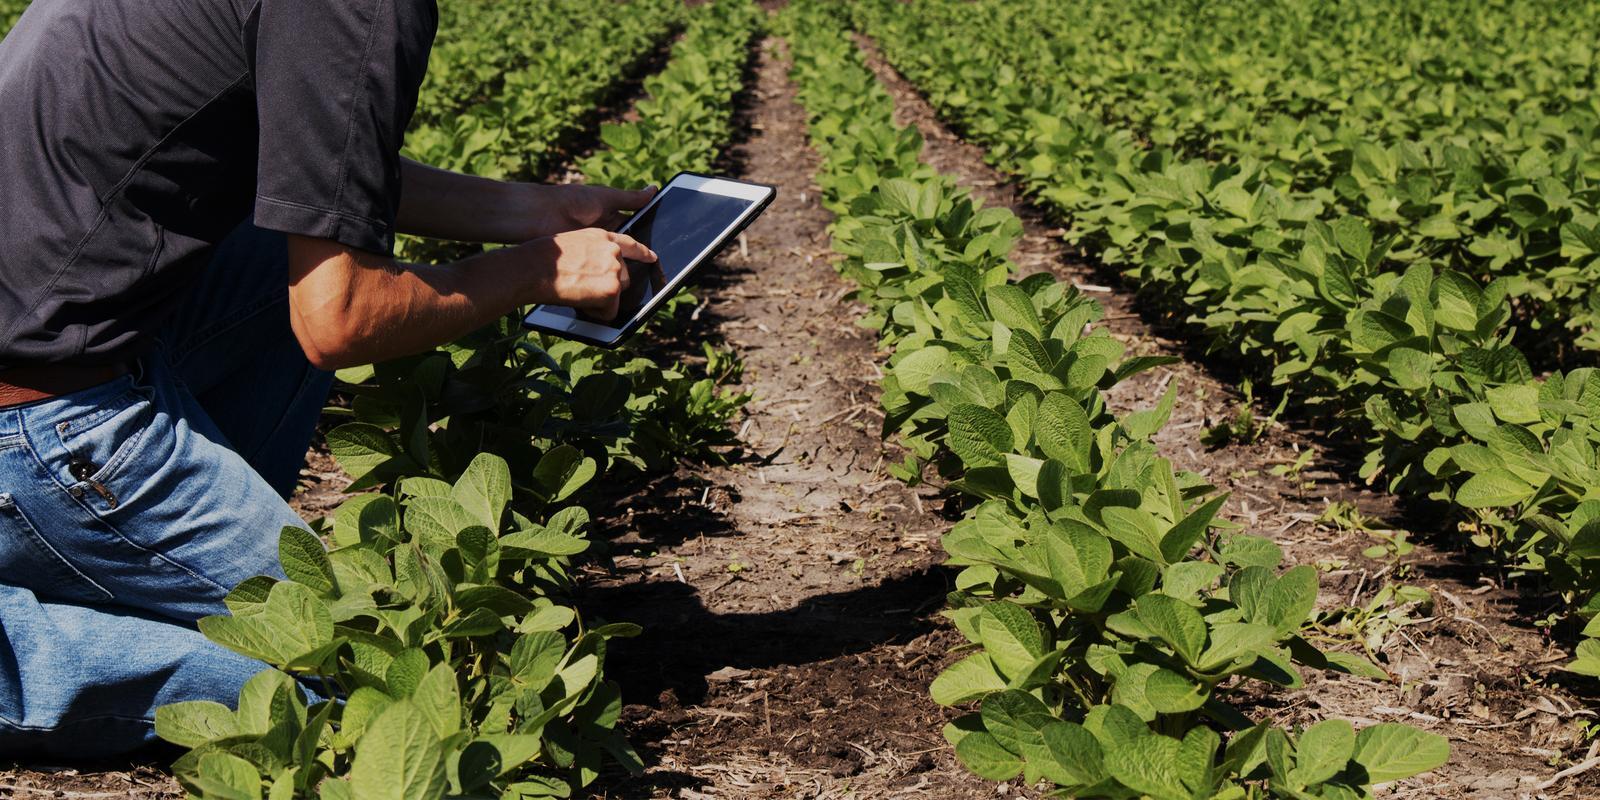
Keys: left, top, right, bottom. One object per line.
{"left": 608, "top": 232, "right": 657, "bottom": 263}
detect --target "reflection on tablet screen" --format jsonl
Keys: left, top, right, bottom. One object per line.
{"left": 557, "top": 187, "right": 754, "bottom": 326}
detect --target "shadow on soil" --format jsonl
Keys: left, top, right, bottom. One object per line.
{"left": 582, "top": 565, "right": 952, "bottom": 707}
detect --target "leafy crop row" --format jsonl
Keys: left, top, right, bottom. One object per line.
{"left": 923, "top": 0, "right": 1600, "bottom": 355}
{"left": 152, "top": 3, "right": 762, "bottom": 798}
{"left": 404, "top": 0, "right": 682, "bottom": 184}
{"left": 0, "top": 0, "right": 26, "bottom": 36}
{"left": 856, "top": 0, "right": 1600, "bottom": 683}
{"left": 777, "top": 2, "right": 1448, "bottom": 796}
{"left": 579, "top": 0, "right": 761, "bottom": 190}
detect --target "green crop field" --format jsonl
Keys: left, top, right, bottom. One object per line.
{"left": 2, "top": 0, "right": 1596, "bottom": 797}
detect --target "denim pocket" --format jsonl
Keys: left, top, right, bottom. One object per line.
{"left": 0, "top": 492, "right": 114, "bottom": 605}
{"left": 50, "top": 381, "right": 156, "bottom": 508}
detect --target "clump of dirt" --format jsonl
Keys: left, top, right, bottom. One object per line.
{"left": 288, "top": 443, "right": 354, "bottom": 521}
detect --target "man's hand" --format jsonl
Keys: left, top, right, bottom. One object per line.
{"left": 554, "top": 184, "right": 658, "bottom": 232}
{"left": 543, "top": 228, "right": 659, "bottom": 320}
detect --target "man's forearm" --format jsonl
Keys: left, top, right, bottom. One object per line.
{"left": 396, "top": 160, "right": 655, "bottom": 246}
{"left": 395, "top": 159, "right": 557, "bottom": 244}
{"left": 286, "top": 227, "right": 654, "bottom": 370}
{"left": 288, "top": 236, "right": 557, "bottom": 369}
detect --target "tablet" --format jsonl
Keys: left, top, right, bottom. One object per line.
{"left": 523, "top": 172, "right": 776, "bottom": 348}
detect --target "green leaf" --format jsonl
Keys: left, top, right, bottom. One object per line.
{"left": 931, "top": 653, "right": 1007, "bottom": 706}
{"left": 1433, "top": 272, "right": 1483, "bottom": 330}
{"left": 1036, "top": 393, "right": 1093, "bottom": 471}
{"left": 1352, "top": 724, "right": 1450, "bottom": 783}
{"left": 453, "top": 453, "right": 512, "bottom": 531}
{"left": 235, "top": 669, "right": 301, "bottom": 735}
{"left": 198, "top": 581, "right": 335, "bottom": 666}
{"left": 499, "top": 525, "right": 590, "bottom": 558}
{"left": 979, "top": 690, "right": 1050, "bottom": 756}
{"left": 474, "top": 733, "right": 545, "bottom": 779}
{"left": 978, "top": 602, "right": 1046, "bottom": 678}
{"left": 533, "top": 445, "right": 597, "bottom": 504}
{"left": 1293, "top": 719, "right": 1356, "bottom": 786}
{"left": 1135, "top": 593, "right": 1206, "bottom": 665}
{"left": 1005, "top": 454, "right": 1044, "bottom": 498}
{"left": 1101, "top": 506, "right": 1167, "bottom": 564}
{"left": 947, "top": 404, "right": 1014, "bottom": 467}
{"left": 404, "top": 497, "right": 478, "bottom": 552}
{"left": 349, "top": 702, "right": 447, "bottom": 800}
{"left": 386, "top": 649, "right": 429, "bottom": 697}
{"left": 1230, "top": 565, "right": 1317, "bottom": 635}
{"left": 1334, "top": 217, "right": 1372, "bottom": 263}
{"left": 1567, "top": 639, "right": 1600, "bottom": 677}
{"left": 155, "top": 701, "right": 238, "bottom": 748}
{"left": 278, "top": 527, "right": 336, "bottom": 596}
{"left": 334, "top": 495, "right": 401, "bottom": 548}
{"left": 1144, "top": 667, "right": 1208, "bottom": 713}
{"left": 440, "top": 607, "right": 504, "bottom": 638}
{"left": 335, "top": 364, "right": 376, "bottom": 385}
{"left": 1453, "top": 402, "right": 1499, "bottom": 440}
{"left": 986, "top": 284, "right": 1042, "bottom": 336}
{"left": 335, "top": 688, "right": 392, "bottom": 749}
{"left": 1040, "top": 720, "right": 1108, "bottom": 786}
{"left": 598, "top": 122, "right": 641, "bottom": 152}
{"left": 955, "top": 732, "right": 1024, "bottom": 781}
{"left": 1196, "top": 623, "right": 1276, "bottom": 672}
{"left": 194, "top": 751, "right": 263, "bottom": 800}
{"left": 895, "top": 346, "right": 951, "bottom": 395}
{"left": 1323, "top": 650, "right": 1391, "bottom": 679}
{"left": 455, "top": 584, "right": 535, "bottom": 616}
{"left": 1385, "top": 348, "right": 1433, "bottom": 391}
{"left": 1008, "top": 328, "right": 1057, "bottom": 376}
{"left": 1045, "top": 521, "right": 1114, "bottom": 599}
{"left": 1485, "top": 384, "right": 1541, "bottom": 425}
{"left": 1105, "top": 735, "right": 1191, "bottom": 800}
{"left": 510, "top": 631, "right": 567, "bottom": 685}
{"left": 1121, "top": 383, "right": 1177, "bottom": 439}
{"left": 1220, "top": 535, "right": 1284, "bottom": 568}
{"left": 1161, "top": 494, "right": 1227, "bottom": 564}
{"left": 1454, "top": 468, "right": 1537, "bottom": 508}
{"left": 412, "top": 664, "right": 461, "bottom": 738}
{"left": 327, "top": 423, "right": 403, "bottom": 486}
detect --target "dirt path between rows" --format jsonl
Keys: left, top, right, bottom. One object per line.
{"left": 854, "top": 34, "right": 1600, "bottom": 800}
{"left": 582, "top": 34, "right": 1001, "bottom": 799}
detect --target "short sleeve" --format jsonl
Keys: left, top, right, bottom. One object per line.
{"left": 251, "top": 0, "right": 437, "bottom": 254}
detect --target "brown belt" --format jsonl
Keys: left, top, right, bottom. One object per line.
{"left": 0, "top": 363, "right": 132, "bottom": 409}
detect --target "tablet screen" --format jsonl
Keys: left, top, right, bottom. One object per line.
{"left": 538, "top": 186, "right": 756, "bottom": 327}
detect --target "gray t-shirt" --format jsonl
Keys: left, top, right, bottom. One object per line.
{"left": 0, "top": 0, "right": 438, "bottom": 368}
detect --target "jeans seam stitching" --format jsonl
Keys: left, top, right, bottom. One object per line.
{"left": 18, "top": 428, "right": 230, "bottom": 596}
{"left": 82, "top": 411, "right": 150, "bottom": 487}
{"left": 0, "top": 494, "right": 115, "bottom": 603}
{"left": 56, "top": 384, "right": 139, "bottom": 437}
{"left": 45, "top": 389, "right": 151, "bottom": 488}
{"left": 0, "top": 713, "right": 156, "bottom": 730}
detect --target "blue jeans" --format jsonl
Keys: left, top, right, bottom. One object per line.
{"left": 0, "top": 225, "right": 333, "bottom": 758}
